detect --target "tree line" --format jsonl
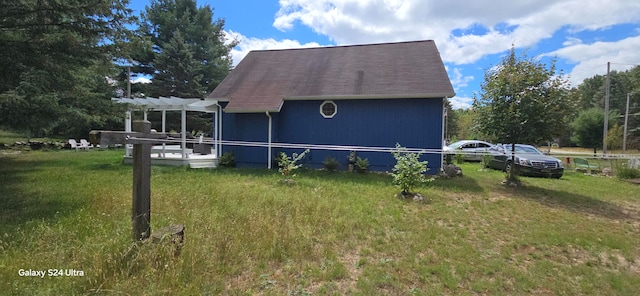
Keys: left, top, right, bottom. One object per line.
{"left": 0, "top": 0, "right": 234, "bottom": 139}
{"left": 446, "top": 48, "right": 640, "bottom": 152}
{"left": 2, "top": 0, "right": 638, "bottom": 150}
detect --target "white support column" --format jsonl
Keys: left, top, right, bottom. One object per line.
{"left": 213, "top": 111, "right": 218, "bottom": 157}
{"left": 161, "top": 109, "right": 167, "bottom": 157}
{"left": 217, "top": 103, "right": 223, "bottom": 158}
{"left": 266, "top": 111, "right": 272, "bottom": 169}
{"left": 125, "top": 110, "right": 132, "bottom": 157}
{"left": 441, "top": 99, "right": 446, "bottom": 169}
{"left": 181, "top": 105, "right": 187, "bottom": 159}
{"left": 161, "top": 110, "right": 167, "bottom": 133}
{"left": 125, "top": 110, "right": 132, "bottom": 132}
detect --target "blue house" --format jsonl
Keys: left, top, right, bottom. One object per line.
{"left": 207, "top": 40, "right": 455, "bottom": 172}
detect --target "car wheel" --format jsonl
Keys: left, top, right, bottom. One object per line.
{"left": 552, "top": 174, "right": 562, "bottom": 179}
{"left": 504, "top": 161, "right": 512, "bottom": 173}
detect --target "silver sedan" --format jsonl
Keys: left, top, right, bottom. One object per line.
{"left": 443, "top": 140, "right": 494, "bottom": 161}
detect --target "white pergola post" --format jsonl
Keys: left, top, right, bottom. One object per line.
{"left": 112, "top": 97, "right": 219, "bottom": 162}
{"left": 213, "top": 111, "right": 218, "bottom": 158}
{"left": 218, "top": 103, "right": 223, "bottom": 158}
{"left": 125, "top": 110, "right": 132, "bottom": 157}
{"left": 161, "top": 109, "right": 167, "bottom": 157}
{"left": 161, "top": 110, "right": 166, "bottom": 133}
{"left": 181, "top": 104, "right": 187, "bottom": 159}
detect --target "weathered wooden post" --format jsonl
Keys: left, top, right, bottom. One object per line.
{"left": 131, "top": 120, "right": 152, "bottom": 241}
{"left": 97, "top": 124, "right": 185, "bottom": 247}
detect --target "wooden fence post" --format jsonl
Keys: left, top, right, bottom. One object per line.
{"left": 132, "top": 120, "right": 152, "bottom": 241}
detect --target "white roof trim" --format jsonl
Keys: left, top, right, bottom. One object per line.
{"left": 112, "top": 97, "right": 219, "bottom": 113}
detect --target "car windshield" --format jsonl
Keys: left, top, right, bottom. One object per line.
{"left": 496, "top": 145, "right": 543, "bottom": 155}
{"left": 448, "top": 141, "right": 469, "bottom": 149}
{"left": 514, "top": 145, "right": 542, "bottom": 154}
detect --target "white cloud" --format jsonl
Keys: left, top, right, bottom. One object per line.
{"left": 545, "top": 35, "right": 640, "bottom": 86}
{"left": 225, "top": 30, "right": 324, "bottom": 65}
{"left": 131, "top": 76, "right": 151, "bottom": 84}
{"left": 448, "top": 67, "right": 474, "bottom": 92}
{"left": 449, "top": 96, "right": 474, "bottom": 110}
{"left": 220, "top": 1, "right": 640, "bottom": 108}
{"left": 562, "top": 37, "right": 583, "bottom": 47}
{"left": 273, "top": 0, "right": 640, "bottom": 65}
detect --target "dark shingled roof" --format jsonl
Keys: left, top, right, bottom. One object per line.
{"left": 207, "top": 40, "right": 455, "bottom": 113}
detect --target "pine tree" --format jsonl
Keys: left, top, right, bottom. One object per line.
{"left": 0, "top": 0, "right": 135, "bottom": 138}
{"left": 135, "top": 0, "right": 237, "bottom": 98}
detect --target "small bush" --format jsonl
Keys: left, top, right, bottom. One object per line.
{"left": 613, "top": 159, "right": 640, "bottom": 180}
{"left": 617, "top": 168, "right": 640, "bottom": 179}
{"left": 277, "top": 149, "right": 310, "bottom": 183}
{"left": 481, "top": 153, "right": 492, "bottom": 170}
{"left": 218, "top": 151, "right": 236, "bottom": 167}
{"left": 355, "top": 157, "right": 369, "bottom": 173}
{"left": 455, "top": 150, "right": 465, "bottom": 164}
{"left": 322, "top": 156, "right": 340, "bottom": 172}
{"left": 390, "top": 143, "right": 431, "bottom": 195}
{"left": 444, "top": 153, "right": 453, "bottom": 165}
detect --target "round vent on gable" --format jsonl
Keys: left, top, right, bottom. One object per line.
{"left": 320, "top": 101, "right": 337, "bottom": 118}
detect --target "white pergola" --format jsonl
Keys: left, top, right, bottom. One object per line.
{"left": 111, "top": 96, "right": 222, "bottom": 160}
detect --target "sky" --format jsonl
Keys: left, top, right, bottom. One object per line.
{"left": 129, "top": 0, "right": 640, "bottom": 109}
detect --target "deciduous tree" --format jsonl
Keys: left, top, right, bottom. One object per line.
{"left": 571, "top": 108, "right": 618, "bottom": 154}
{"left": 474, "top": 47, "right": 572, "bottom": 180}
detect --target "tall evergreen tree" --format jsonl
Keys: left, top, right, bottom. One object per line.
{"left": 0, "top": 0, "right": 135, "bottom": 138}
{"left": 135, "top": 0, "right": 237, "bottom": 98}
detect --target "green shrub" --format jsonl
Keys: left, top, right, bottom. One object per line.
{"left": 455, "top": 150, "right": 465, "bottom": 164}
{"left": 355, "top": 156, "right": 369, "bottom": 173}
{"left": 218, "top": 151, "right": 236, "bottom": 167}
{"left": 617, "top": 168, "right": 640, "bottom": 179}
{"left": 277, "top": 149, "right": 310, "bottom": 183}
{"left": 322, "top": 156, "right": 341, "bottom": 172}
{"left": 481, "top": 153, "right": 492, "bottom": 169}
{"left": 390, "top": 143, "right": 431, "bottom": 194}
{"left": 613, "top": 159, "right": 640, "bottom": 180}
{"left": 444, "top": 153, "right": 453, "bottom": 165}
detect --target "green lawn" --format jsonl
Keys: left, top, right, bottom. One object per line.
{"left": 1, "top": 150, "right": 639, "bottom": 295}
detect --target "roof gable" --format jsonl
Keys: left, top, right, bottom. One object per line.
{"left": 208, "top": 40, "right": 455, "bottom": 113}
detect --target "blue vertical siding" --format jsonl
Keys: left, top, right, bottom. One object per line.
{"left": 221, "top": 111, "right": 270, "bottom": 166}
{"left": 222, "top": 98, "right": 444, "bottom": 172}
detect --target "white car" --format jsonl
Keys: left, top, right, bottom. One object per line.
{"left": 443, "top": 140, "right": 494, "bottom": 161}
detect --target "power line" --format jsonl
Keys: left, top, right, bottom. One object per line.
{"left": 609, "top": 62, "right": 640, "bottom": 67}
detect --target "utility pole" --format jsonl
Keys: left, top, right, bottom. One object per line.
{"left": 603, "top": 62, "right": 610, "bottom": 156}
{"left": 623, "top": 92, "right": 630, "bottom": 151}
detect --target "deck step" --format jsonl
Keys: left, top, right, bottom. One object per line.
{"left": 189, "top": 160, "right": 218, "bottom": 169}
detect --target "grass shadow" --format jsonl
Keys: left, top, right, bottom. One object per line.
{"left": 203, "top": 166, "right": 395, "bottom": 187}
{"left": 431, "top": 175, "right": 485, "bottom": 193}
{"left": 502, "top": 184, "right": 638, "bottom": 221}
{"left": 0, "top": 155, "right": 85, "bottom": 231}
